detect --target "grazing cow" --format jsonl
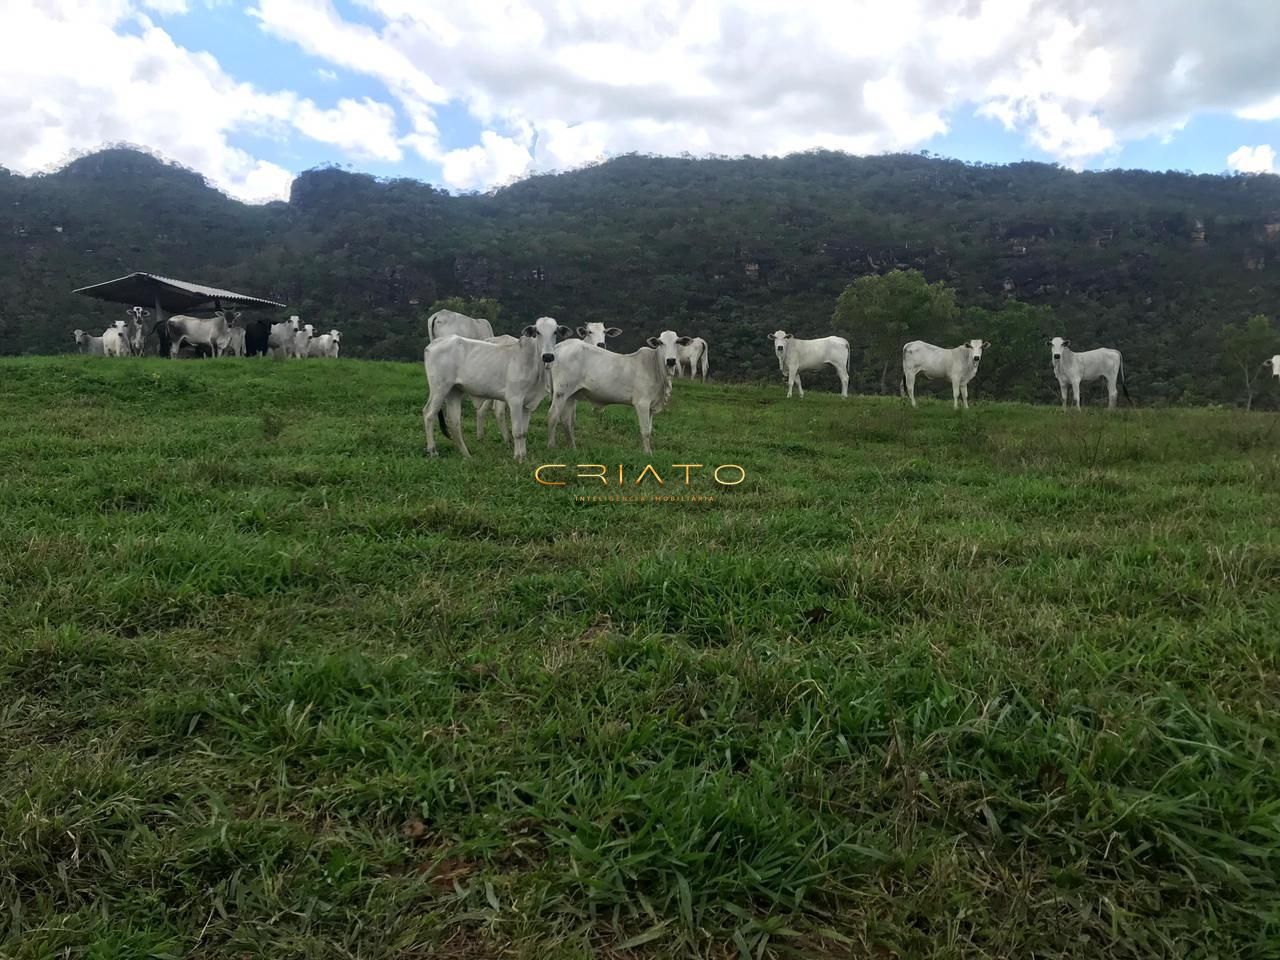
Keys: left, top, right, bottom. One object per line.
{"left": 74, "top": 329, "right": 106, "bottom": 356}
{"left": 578, "top": 322, "right": 622, "bottom": 347}
{"left": 103, "top": 321, "right": 129, "bottom": 357}
{"left": 307, "top": 330, "right": 342, "bottom": 358}
{"left": 269, "top": 316, "right": 302, "bottom": 358}
{"left": 422, "top": 316, "right": 570, "bottom": 462}
{"left": 902, "top": 339, "right": 989, "bottom": 409}
{"left": 1048, "top": 337, "right": 1129, "bottom": 410}
{"left": 770, "top": 331, "right": 850, "bottom": 398}
{"left": 427, "top": 309, "right": 509, "bottom": 440}
{"left": 167, "top": 309, "right": 239, "bottom": 358}
{"left": 676, "top": 336, "right": 709, "bottom": 382}
{"left": 547, "top": 330, "right": 687, "bottom": 454}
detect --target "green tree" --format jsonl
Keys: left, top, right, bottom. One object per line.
{"left": 1218, "top": 314, "right": 1279, "bottom": 410}
{"left": 969, "top": 300, "right": 1057, "bottom": 402}
{"left": 832, "top": 270, "right": 957, "bottom": 393}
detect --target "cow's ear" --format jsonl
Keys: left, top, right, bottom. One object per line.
{"left": 983, "top": 341, "right": 991, "bottom": 349}
{"left": 576, "top": 326, "right": 588, "bottom": 338}
{"left": 1062, "top": 339, "right": 1070, "bottom": 347}
{"left": 646, "top": 336, "right": 660, "bottom": 348}
{"left": 677, "top": 336, "right": 692, "bottom": 345}
{"left": 605, "top": 327, "right": 622, "bottom": 337}
{"left": 521, "top": 325, "right": 536, "bottom": 338}
{"left": 557, "top": 325, "right": 572, "bottom": 339}
{"left": 785, "top": 333, "right": 793, "bottom": 339}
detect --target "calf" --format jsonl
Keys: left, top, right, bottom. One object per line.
{"left": 770, "top": 331, "right": 850, "bottom": 398}
{"left": 677, "top": 336, "right": 709, "bottom": 382}
{"left": 74, "top": 329, "right": 106, "bottom": 356}
{"left": 902, "top": 339, "right": 989, "bottom": 409}
{"left": 1049, "top": 337, "right": 1128, "bottom": 409}
{"left": 307, "top": 330, "right": 342, "bottom": 358}
{"left": 422, "top": 317, "right": 570, "bottom": 462}
{"left": 547, "top": 331, "right": 687, "bottom": 454}
{"left": 103, "top": 321, "right": 129, "bottom": 357}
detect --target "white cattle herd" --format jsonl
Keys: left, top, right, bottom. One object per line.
{"left": 73, "top": 308, "right": 341, "bottom": 360}
{"left": 74, "top": 301, "right": 1277, "bottom": 461}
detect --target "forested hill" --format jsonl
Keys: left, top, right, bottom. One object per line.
{"left": 4, "top": 146, "right": 1280, "bottom": 403}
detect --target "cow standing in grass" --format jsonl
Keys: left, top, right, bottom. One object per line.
{"left": 1049, "top": 337, "right": 1128, "bottom": 410}
{"left": 902, "top": 339, "right": 989, "bottom": 409}
{"left": 771, "top": 330, "right": 850, "bottom": 398}
{"left": 428, "top": 309, "right": 510, "bottom": 442}
{"left": 423, "top": 316, "right": 570, "bottom": 462}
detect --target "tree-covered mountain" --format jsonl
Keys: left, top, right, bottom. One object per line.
{"left": 4, "top": 145, "right": 1280, "bottom": 404}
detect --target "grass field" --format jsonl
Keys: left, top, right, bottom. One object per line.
{"left": 3, "top": 355, "right": 1280, "bottom": 959}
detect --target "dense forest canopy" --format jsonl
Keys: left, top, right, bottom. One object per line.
{"left": 3, "top": 145, "right": 1280, "bottom": 405}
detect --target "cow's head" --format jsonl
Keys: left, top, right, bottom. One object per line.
{"left": 1048, "top": 336, "right": 1070, "bottom": 363}
{"left": 288, "top": 315, "right": 302, "bottom": 332}
{"left": 770, "top": 330, "right": 791, "bottom": 358}
{"left": 646, "top": 330, "right": 690, "bottom": 374}
{"left": 303, "top": 322, "right": 314, "bottom": 336}
{"left": 578, "top": 322, "right": 622, "bottom": 346}
{"left": 114, "top": 319, "right": 127, "bottom": 331}
{"left": 962, "top": 339, "right": 989, "bottom": 366}
{"left": 329, "top": 330, "right": 341, "bottom": 341}
{"left": 522, "top": 316, "right": 572, "bottom": 364}
{"left": 73, "top": 329, "right": 85, "bottom": 346}
{"left": 216, "top": 309, "right": 242, "bottom": 327}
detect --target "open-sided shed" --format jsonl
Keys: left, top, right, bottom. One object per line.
{"left": 74, "top": 272, "right": 287, "bottom": 356}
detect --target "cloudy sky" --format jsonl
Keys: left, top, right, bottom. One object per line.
{"left": 5, "top": 0, "right": 1280, "bottom": 202}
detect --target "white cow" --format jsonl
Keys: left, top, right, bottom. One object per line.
{"left": 225, "top": 327, "right": 247, "bottom": 357}
{"left": 292, "top": 323, "right": 313, "bottom": 359}
{"left": 902, "top": 339, "right": 989, "bottom": 409}
{"left": 167, "top": 309, "right": 239, "bottom": 358}
{"left": 676, "top": 336, "right": 709, "bottom": 382}
{"left": 307, "top": 330, "right": 342, "bottom": 358}
{"left": 422, "top": 317, "right": 570, "bottom": 462}
{"left": 1263, "top": 355, "right": 1280, "bottom": 380}
{"left": 269, "top": 316, "right": 302, "bottom": 358}
{"left": 121, "top": 307, "right": 148, "bottom": 355}
{"left": 427, "top": 309, "right": 508, "bottom": 441}
{"left": 547, "top": 331, "right": 688, "bottom": 454}
{"left": 1048, "top": 337, "right": 1128, "bottom": 410}
{"left": 770, "top": 331, "right": 850, "bottom": 398}
{"left": 103, "top": 321, "right": 129, "bottom": 357}
{"left": 74, "top": 330, "right": 105, "bottom": 356}
{"left": 578, "top": 322, "right": 622, "bottom": 347}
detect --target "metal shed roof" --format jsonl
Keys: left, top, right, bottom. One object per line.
{"left": 73, "top": 272, "right": 286, "bottom": 312}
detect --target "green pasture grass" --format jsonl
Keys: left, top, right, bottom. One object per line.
{"left": 2, "top": 356, "right": 1279, "bottom": 958}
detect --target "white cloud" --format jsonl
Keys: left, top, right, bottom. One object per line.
{"left": 1238, "top": 96, "right": 1280, "bottom": 122}
{"left": 441, "top": 131, "right": 533, "bottom": 190}
{"left": 141, "top": 0, "right": 190, "bottom": 13}
{"left": 315, "top": 67, "right": 338, "bottom": 82}
{"left": 293, "top": 97, "right": 402, "bottom": 162}
{"left": 1227, "top": 144, "right": 1276, "bottom": 175}
{"left": 0, "top": 0, "right": 406, "bottom": 201}
{"left": 246, "top": 0, "right": 1280, "bottom": 188}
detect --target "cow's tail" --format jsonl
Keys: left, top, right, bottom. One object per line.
{"left": 699, "top": 342, "right": 709, "bottom": 381}
{"left": 427, "top": 313, "right": 437, "bottom": 341}
{"left": 1120, "top": 356, "right": 1132, "bottom": 405}
{"left": 437, "top": 409, "right": 450, "bottom": 438}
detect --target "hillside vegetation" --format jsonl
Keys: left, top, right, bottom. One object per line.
{"left": 3, "top": 357, "right": 1279, "bottom": 958}
{"left": 4, "top": 148, "right": 1280, "bottom": 404}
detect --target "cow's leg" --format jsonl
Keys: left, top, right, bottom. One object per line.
{"left": 546, "top": 395, "right": 566, "bottom": 449}
{"left": 422, "top": 395, "right": 440, "bottom": 456}
{"left": 833, "top": 360, "right": 849, "bottom": 398}
{"left": 447, "top": 394, "right": 471, "bottom": 458}
{"left": 1059, "top": 378, "right": 1069, "bottom": 411}
{"left": 961, "top": 383, "right": 970, "bottom": 409}
{"left": 496, "top": 401, "right": 512, "bottom": 445}
{"left": 564, "top": 400, "right": 578, "bottom": 450}
{"left": 635, "top": 400, "right": 654, "bottom": 454}
{"left": 1106, "top": 375, "right": 1118, "bottom": 409}
{"left": 1072, "top": 379, "right": 1082, "bottom": 410}
{"left": 905, "top": 369, "right": 918, "bottom": 408}
{"left": 475, "top": 399, "right": 491, "bottom": 440}
{"left": 510, "top": 399, "right": 536, "bottom": 463}
{"left": 952, "top": 378, "right": 961, "bottom": 410}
